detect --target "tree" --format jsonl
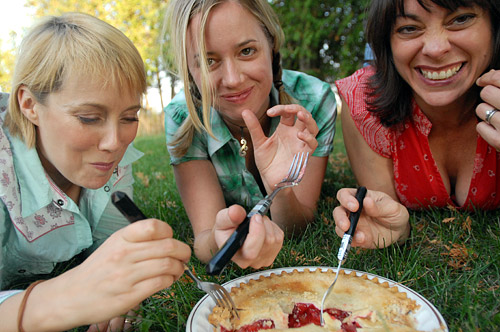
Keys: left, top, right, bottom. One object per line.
{"left": 271, "top": 0, "right": 369, "bottom": 82}
{"left": 25, "top": 0, "right": 175, "bottom": 111}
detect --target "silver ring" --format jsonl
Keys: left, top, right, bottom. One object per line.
{"left": 124, "top": 318, "right": 133, "bottom": 324}
{"left": 485, "top": 108, "right": 498, "bottom": 125}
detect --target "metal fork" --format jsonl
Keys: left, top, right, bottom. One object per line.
{"left": 184, "top": 264, "right": 239, "bottom": 318}
{"left": 206, "top": 152, "right": 310, "bottom": 275}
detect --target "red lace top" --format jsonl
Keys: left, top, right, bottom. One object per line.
{"left": 335, "top": 66, "right": 500, "bottom": 210}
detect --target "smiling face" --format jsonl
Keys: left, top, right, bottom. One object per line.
{"left": 26, "top": 73, "right": 141, "bottom": 191}
{"left": 186, "top": 1, "right": 274, "bottom": 126}
{"left": 390, "top": 0, "right": 493, "bottom": 112}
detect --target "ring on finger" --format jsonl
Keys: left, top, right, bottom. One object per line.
{"left": 485, "top": 108, "right": 498, "bottom": 125}
{"left": 124, "top": 318, "right": 133, "bottom": 325}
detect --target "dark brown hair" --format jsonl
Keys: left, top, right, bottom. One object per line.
{"left": 365, "top": 0, "right": 500, "bottom": 126}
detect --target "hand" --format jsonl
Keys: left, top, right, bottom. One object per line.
{"left": 333, "top": 188, "right": 410, "bottom": 249}
{"left": 58, "top": 219, "right": 191, "bottom": 327}
{"left": 243, "top": 105, "right": 319, "bottom": 191}
{"left": 476, "top": 69, "right": 500, "bottom": 150}
{"left": 87, "top": 306, "right": 140, "bottom": 332}
{"left": 213, "top": 205, "right": 284, "bottom": 269}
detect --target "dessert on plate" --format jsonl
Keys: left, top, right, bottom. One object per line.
{"left": 208, "top": 268, "right": 442, "bottom": 332}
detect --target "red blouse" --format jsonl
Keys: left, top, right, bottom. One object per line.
{"left": 335, "top": 66, "right": 500, "bottom": 210}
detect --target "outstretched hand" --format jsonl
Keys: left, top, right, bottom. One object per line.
{"left": 243, "top": 105, "right": 318, "bottom": 191}
{"left": 333, "top": 188, "right": 410, "bottom": 249}
{"left": 476, "top": 69, "right": 500, "bottom": 150}
{"left": 213, "top": 205, "right": 284, "bottom": 269}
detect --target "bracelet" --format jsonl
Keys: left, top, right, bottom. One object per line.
{"left": 17, "top": 280, "right": 44, "bottom": 332}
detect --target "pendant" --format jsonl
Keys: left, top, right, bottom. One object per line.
{"left": 239, "top": 137, "right": 248, "bottom": 157}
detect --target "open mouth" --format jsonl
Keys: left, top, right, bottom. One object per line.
{"left": 419, "top": 64, "right": 463, "bottom": 80}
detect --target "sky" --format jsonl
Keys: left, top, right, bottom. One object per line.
{"left": 0, "top": 1, "right": 34, "bottom": 48}
{"left": 0, "top": 1, "right": 169, "bottom": 112}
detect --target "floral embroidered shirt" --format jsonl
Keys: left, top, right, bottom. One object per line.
{"left": 0, "top": 93, "right": 143, "bottom": 303}
{"left": 165, "top": 70, "right": 337, "bottom": 209}
{"left": 335, "top": 66, "right": 500, "bottom": 210}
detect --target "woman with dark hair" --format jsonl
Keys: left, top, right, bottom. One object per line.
{"left": 333, "top": 0, "right": 500, "bottom": 248}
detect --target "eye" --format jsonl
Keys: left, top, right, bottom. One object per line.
{"left": 241, "top": 47, "right": 255, "bottom": 56}
{"left": 396, "top": 25, "right": 419, "bottom": 35}
{"left": 451, "top": 13, "right": 475, "bottom": 26}
{"left": 207, "top": 58, "right": 216, "bottom": 67}
{"left": 77, "top": 116, "right": 99, "bottom": 124}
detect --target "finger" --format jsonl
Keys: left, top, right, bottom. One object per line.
{"left": 236, "top": 214, "right": 266, "bottom": 264}
{"left": 87, "top": 321, "right": 108, "bottom": 332}
{"left": 476, "top": 69, "right": 500, "bottom": 87}
{"left": 267, "top": 104, "right": 303, "bottom": 126}
{"left": 476, "top": 103, "right": 499, "bottom": 127}
{"left": 259, "top": 217, "right": 284, "bottom": 267}
{"left": 332, "top": 206, "right": 350, "bottom": 232}
{"left": 122, "top": 219, "right": 173, "bottom": 242}
{"left": 297, "top": 129, "right": 318, "bottom": 151}
{"left": 107, "top": 316, "right": 125, "bottom": 332}
{"left": 127, "top": 257, "right": 187, "bottom": 286}
{"left": 126, "top": 238, "right": 192, "bottom": 264}
{"left": 479, "top": 85, "right": 500, "bottom": 110}
{"left": 216, "top": 205, "right": 247, "bottom": 230}
{"left": 242, "top": 109, "right": 267, "bottom": 147}
{"left": 477, "top": 122, "right": 500, "bottom": 149}
{"left": 336, "top": 188, "right": 361, "bottom": 212}
{"left": 296, "top": 110, "right": 319, "bottom": 136}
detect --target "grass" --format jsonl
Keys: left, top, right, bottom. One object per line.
{"left": 119, "top": 123, "right": 499, "bottom": 332}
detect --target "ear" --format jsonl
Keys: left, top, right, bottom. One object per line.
{"left": 17, "top": 86, "right": 40, "bottom": 126}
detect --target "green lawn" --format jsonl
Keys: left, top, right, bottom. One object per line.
{"left": 128, "top": 128, "right": 500, "bottom": 332}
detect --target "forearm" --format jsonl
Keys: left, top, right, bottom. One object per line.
{"left": 193, "top": 228, "right": 218, "bottom": 263}
{"left": 269, "top": 187, "right": 316, "bottom": 233}
{"left": 0, "top": 277, "right": 81, "bottom": 332}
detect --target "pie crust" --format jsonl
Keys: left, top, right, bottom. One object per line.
{"left": 208, "top": 268, "right": 432, "bottom": 332}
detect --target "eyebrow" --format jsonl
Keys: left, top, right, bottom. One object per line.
{"left": 194, "top": 39, "right": 259, "bottom": 59}
{"left": 67, "top": 103, "right": 142, "bottom": 112}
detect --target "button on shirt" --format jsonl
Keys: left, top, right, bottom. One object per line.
{"left": 165, "top": 70, "right": 337, "bottom": 209}
{"left": 0, "top": 92, "right": 143, "bottom": 303}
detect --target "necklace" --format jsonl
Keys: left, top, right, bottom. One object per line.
{"left": 239, "top": 127, "right": 248, "bottom": 157}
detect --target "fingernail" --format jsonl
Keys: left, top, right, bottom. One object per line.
{"left": 347, "top": 202, "right": 356, "bottom": 210}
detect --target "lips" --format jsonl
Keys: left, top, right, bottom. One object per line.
{"left": 221, "top": 87, "right": 253, "bottom": 103}
{"left": 91, "top": 162, "right": 115, "bottom": 172}
{"left": 418, "top": 63, "right": 463, "bottom": 81}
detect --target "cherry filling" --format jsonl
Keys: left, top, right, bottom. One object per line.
{"left": 227, "top": 303, "right": 361, "bottom": 332}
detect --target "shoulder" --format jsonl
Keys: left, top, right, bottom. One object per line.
{"left": 164, "top": 90, "right": 189, "bottom": 126}
{"left": 0, "top": 93, "right": 8, "bottom": 114}
{"left": 282, "top": 70, "right": 333, "bottom": 100}
{"left": 335, "top": 66, "right": 374, "bottom": 99}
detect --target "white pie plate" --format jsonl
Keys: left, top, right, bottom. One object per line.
{"left": 186, "top": 266, "right": 448, "bottom": 332}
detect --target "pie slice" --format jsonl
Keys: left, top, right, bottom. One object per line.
{"left": 208, "top": 268, "right": 437, "bottom": 332}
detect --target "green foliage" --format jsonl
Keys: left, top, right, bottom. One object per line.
{"left": 271, "top": 0, "right": 370, "bottom": 82}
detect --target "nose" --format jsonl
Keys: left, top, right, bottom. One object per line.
{"left": 221, "top": 59, "right": 243, "bottom": 88}
{"left": 421, "top": 29, "right": 451, "bottom": 59}
{"left": 98, "top": 123, "right": 122, "bottom": 152}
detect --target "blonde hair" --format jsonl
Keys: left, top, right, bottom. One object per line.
{"left": 165, "top": 0, "right": 294, "bottom": 157}
{"left": 6, "top": 12, "right": 147, "bottom": 148}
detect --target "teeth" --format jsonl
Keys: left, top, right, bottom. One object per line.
{"left": 421, "top": 65, "right": 461, "bottom": 80}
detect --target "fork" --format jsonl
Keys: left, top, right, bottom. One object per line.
{"left": 184, "top": 264, "right": 239, "bottom": 319}
{"left": 206, "top": 152, "right": 310, "bottom": 275}
{"left": 110, "top": 191, "right": 240, "bottom": 318}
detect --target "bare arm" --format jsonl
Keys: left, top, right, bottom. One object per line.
{"left": 333, "top": 97, "right": 410, "bottom": 248}
{"left": 173, "top": 160, "right": 284, "bottom": 267}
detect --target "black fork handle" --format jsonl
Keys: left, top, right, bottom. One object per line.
{"left": 111, "top": 191, "right": 147, "bottom": 222}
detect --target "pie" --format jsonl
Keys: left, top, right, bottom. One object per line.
{"left": 208, "top": 268, "right": 442, "bottom": 332}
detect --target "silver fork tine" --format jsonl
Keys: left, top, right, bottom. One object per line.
{"left": 184, "top": 264, "right": 239, "bottom": 318}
